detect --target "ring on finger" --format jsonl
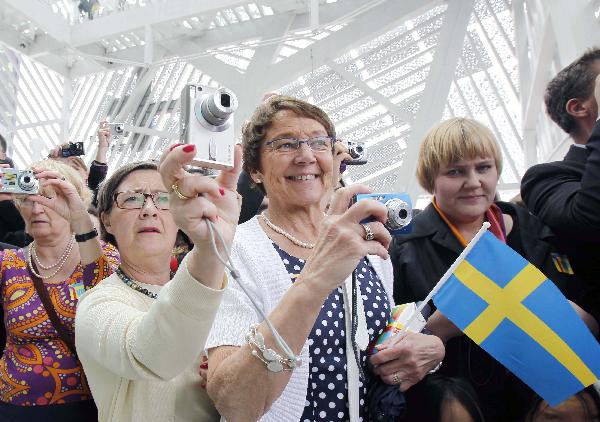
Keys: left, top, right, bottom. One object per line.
{"left": 172, "top": 181, "right": 193, "bottom": 200}
{"left": 361, "top": 223, "right": 375, "bottom": 241}
{"left": 392, "top": 372, "right": 402, "bottom": 385}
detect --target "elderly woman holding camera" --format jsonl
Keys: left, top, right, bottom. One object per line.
{"left": 0, "top": 160, "right": 118, "bottom": 421}
{"left": 390, "top": 117, "right": 599, "bottom": 421}
{"left": 74, "top": 144, "right": 242, "bottom": 421}
{"left": 206, "top": 96, "right": 444, "bottom": 422}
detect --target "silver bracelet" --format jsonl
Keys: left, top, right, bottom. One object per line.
{"left": 428, "top": 361, "right": 442, "bottom": 374}
{"left": 246, "top": 324, "right": 302, "bottom": 373}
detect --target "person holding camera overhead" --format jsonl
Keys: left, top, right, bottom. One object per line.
{"left": 49, "top": 120, "right": 114, "bottom": 206}
{"left": 0, "top": 159, "right": 119, "bottom": 421}
{"left": 206, "top": 96, "right": 445, "bottom": 422}
{"left": 389, "top": 117, "right": 600, "bottom": 421}
{"left": 74, "top": 144, "right": 243, "bottom": 421}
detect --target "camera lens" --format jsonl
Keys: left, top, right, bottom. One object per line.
{"left": 198, "top": 87, "right": 238, "bottom": 127}
{"left": 17, "top": 172, "right": 37, "bottom": 192}
{"left": 385, "top": 198, "right": 412, "bottom": 230}
{"left": 220, "top": 93, "right": 231, "bottom": 108}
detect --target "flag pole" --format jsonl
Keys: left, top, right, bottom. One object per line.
{"left": 389, "top": 222, "right": 491, "bottom": 346}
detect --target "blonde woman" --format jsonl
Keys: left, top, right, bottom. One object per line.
{"left": 0, "top": 159, "right": 118, "bottom": 421}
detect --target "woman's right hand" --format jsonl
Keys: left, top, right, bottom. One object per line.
{"left": 299, "top": 184, "right": 392, "bottom": 297}
{"left": 158, "top": 143, "right": 243, "bottom": 251}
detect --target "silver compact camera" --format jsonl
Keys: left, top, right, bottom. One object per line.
{"left": 108, "top": 123, "right": 126, "bottom": 138}
{"left": 180, "top": 84, "right": 238, "bottom": 170}
{"left": 344, "top": 140, "right": 367, "bottom": 165}
{"left": 0, "top": 169, "right": 39, "bottom": 195}
{"left": 354, "top": 193, "right": 412, "bottom": 234}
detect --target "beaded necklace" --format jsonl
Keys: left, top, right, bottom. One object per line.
{"left": 116, "top": 267, "right": 160, "bottom": 299}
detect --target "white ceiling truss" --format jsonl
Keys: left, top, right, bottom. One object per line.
{"left": 0, "top": 0, "right": 599, "bottom": 206}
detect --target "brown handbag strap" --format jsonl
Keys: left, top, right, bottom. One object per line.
{"left": 29, "top": 252, "right": 77, "bottom": 355}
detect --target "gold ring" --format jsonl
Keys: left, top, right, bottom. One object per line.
{"left": 392, "top": 372, "right": 402, "bottom": 385}
{"left": 171, "top": 181, "right": 193, "bottom": 200}
{"left": 361, "top": 223, "right": 375, "bottom": 241}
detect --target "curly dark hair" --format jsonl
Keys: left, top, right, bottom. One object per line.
{"left": 545, "top": 47, "right": 600, "bottom": 134}
{"left": 241, "top": 95, "right": 336, "bottom": 194}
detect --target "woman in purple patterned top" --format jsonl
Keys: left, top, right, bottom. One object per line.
{"left": 0, "top": 159, "right": 119, "bottom": 421}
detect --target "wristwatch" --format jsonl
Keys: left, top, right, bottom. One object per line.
{"left": 75, "top": 228, "right": 98, "bottom": 243}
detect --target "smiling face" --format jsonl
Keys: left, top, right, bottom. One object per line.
{"left": 433, "top": 157, "right": 499, "bottom": 225}
{"left": 101, "top": 169, "right": 177, "bottom": 261}
{"left": 252, "top": 110, "right": 333, "bottom": 210}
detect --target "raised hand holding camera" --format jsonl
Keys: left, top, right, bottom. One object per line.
{"left": 354, "top": 193, "right": 413, "bottom": 234}
{"left": 298, "top": 184, "right": 392, "bottom": 296}
{"left": 26, "top": 168, "right": 91, "bottom": 233}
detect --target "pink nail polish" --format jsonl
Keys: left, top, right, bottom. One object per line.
{"left": 183, "top": 145, "right": 196, "bottom": 153}
{"left": 219, "top": 187, "right": 225, "bottom": 196}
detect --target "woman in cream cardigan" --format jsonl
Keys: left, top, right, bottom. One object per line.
{"left": 75, "top": 144, "right": 242, "bottom": 421}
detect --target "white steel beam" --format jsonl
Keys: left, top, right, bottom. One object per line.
{"left": 327, "top": 60, "right": 415, "bottom": 124}
{"left": 522, "top": 12, "right": 554, "bottom": 167}
{"left": 70, "top": 0, "right": 252, "bottom": 48}
{"left": 2, "top": 0, "right": 71, "bottom": 44}
{"left": 114, "top": 66, "right": 160, "bottom": 123}
{"left": 263, "top": 0, "right": 440, "bottom": 93}
{"left": 398, "top": 0, "right": 475, "bottom": 198}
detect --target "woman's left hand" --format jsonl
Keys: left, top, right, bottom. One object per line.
{"left": 30, "top": 168, "right": 91, "bottom": 232}
{"left": 369, "top": 332, "right": 445, "bottom": 392}
{"left": 157, "top": 143, "right": 242, "bottom": 250}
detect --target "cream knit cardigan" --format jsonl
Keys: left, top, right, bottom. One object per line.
{"left": 75, "top": 254, "right": 225, "bottom": 422}
{"left": 206, "top": 216, "right": 394, "bottom": 422}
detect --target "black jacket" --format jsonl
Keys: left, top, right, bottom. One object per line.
{"left": 390, "top": 202, "right": 599, "bottom": 421}
{"left": 0, "top": 200, "right": 27, "bottom": 247}
{"left": 521, "top": 120, "right": 600, "bottom": 285}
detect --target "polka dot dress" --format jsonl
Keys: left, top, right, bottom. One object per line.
{"left": 273, "top": 244, "right": 391, "bottom": 422}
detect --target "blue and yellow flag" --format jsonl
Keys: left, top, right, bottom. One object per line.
{"left": 433, "top": 231, "right": 600, "bottom": 406}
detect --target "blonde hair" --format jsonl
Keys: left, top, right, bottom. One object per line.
{"left": 416, "top": 118, "right": 503, "bottom": 193}
{"left": 14, "top": 159, "right": 92, "bottom": 207}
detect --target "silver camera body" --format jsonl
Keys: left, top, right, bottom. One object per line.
{"left": 344, "top": 140, "right": 367, "bottom": 165}
{"left": 180, "top": 84, "right": 238, "bottom": 170}
{"left": 0, "top": 169, "right": 38, "bottom": 195}
{"left": 108, "top": 123, "right": 126, "bottom": 138}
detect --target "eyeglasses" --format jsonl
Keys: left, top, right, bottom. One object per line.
{"left": 113, "top": 191, "right": 170, "bottom": 210}
{"left": 264, "top": 136, "right": 334, "bottom": 154}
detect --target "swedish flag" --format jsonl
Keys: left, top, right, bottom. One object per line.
{"left": 433, "top": 231, "right": 600, "bottom": 406}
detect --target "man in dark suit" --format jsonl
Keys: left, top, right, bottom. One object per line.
{"left": 521, "top": 48, "right": 600, "bottom": 286}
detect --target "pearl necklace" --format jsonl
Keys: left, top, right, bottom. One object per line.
{"left": 28, "top": 237, "right": 74, "bottom": 280}
{"left": 260, "top": 212, "right": 315, "bottom": 249}
{"left": 31, "top": 236, "right": 74, "bottom": 270}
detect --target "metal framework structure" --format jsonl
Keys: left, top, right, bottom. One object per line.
{"left": 0, "top": 0, "right": 599, "bottom": 206}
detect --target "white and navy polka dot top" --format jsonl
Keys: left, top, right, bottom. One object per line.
{"left": 273, "top": 243, "right": 391, "bottom": 421}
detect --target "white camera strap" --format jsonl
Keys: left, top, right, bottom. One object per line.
{"left": 343, "top": 273, "right": 368, "bottom": 422}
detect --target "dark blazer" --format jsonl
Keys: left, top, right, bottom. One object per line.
{"left": 521, "top": 120, "right": 600, "bottom": 285}
{"left": 390, "top": 201, "right": 599, "bottom": 420}
{"left": 0, "top": 201, "right": 26, "bottom": 247}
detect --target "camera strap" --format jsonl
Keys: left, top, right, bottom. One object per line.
{"left": 29, "top": 255, "right": 77, "bottom": 356}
